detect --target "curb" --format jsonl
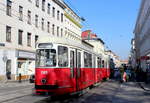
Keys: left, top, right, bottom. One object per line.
{"left": 0, "top": 80, "right": 29, "bottom": 84}
{"left": 137, "top": 82, "right": 150, "bottom": 91}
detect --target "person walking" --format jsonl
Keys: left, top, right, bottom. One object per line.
{"left": 119, "top": 66, "right": 124, "bottom": 83}
{"left": 5, "top": 71, "right": 11, "bottom": 83}
{"left": 123, "top": 71, "right": 127, "bottom": 82}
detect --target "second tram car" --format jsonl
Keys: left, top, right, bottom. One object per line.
{"left": 35, "top": 38, "right": 110, "bottom": 95}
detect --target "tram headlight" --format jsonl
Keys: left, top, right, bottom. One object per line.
{"left": 41, "top": 78, "right": 47, "bottom": 84}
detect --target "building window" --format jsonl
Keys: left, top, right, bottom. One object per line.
{"left": 57, "top": 26, "right": 59, "bottom": 36}
{"left": 6, "top": 26, "right": 11, "bottom": 42}
{"left": 35, "top": 0, "right": 39, "bottom": 7}
{"left": 52, "top": 7, "right": 55, "bottom": 18}
{"left": 61, "top": 13, "right": 63, "bottom": 22}
{"left": 27, "top": 10, "right": 31, "bottom": 24}
{"left": 61, "top": 28, "right": 63, "bottom": 37}
{"left": 18, "top": 30, "right": 23, "bottom": 45}
{"left": 57, "top": 10, "right": 60, "bottom": 20}
{"left": 19, "top": 6, "right": 23, "bottom": 21}
{"left": 6, "top": 0, "right": 12, "bottom": 16}
{"left": 47, "top": 21, "right": 50, "bottom": 33}
{"left": 35, "top": 35, "right": 38, "bottom": 47}
{"left": 35, "top": 15, "right": 38, "bottom": 27}
{"left": 47, "top": 3, "right": 50, "bottom": 14}
{"left": 52, "top": 24, "right": 55, "bottom": 35}
{"left": 41, "top": 18, "right": 44, "bottom": 30}
{"left": 42, "top": 0, "right": 45, "bottom": 11}
{"left": 27, "top": 33, "right": 31, "bottom": 46}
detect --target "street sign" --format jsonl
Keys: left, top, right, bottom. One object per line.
{"left": 3, "top": 56, "right": 8, "bottom": 62}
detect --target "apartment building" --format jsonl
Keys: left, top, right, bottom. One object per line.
{"left": 0, "top": 0, "right": 82, "bottom": 81}
{"left": 134, "top": 0, "right": 150, "bottom": 72}
{"left": 106, "top": 50, "right": 121, "bottom": 68}
{"left": 63, "top": 2, "right": 82, "bottom": 42}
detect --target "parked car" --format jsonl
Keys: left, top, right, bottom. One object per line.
{"left": 29, "top": 74, "right": 35, "bottom": 83}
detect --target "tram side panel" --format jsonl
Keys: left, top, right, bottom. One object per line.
{"left": 97, "top": 68, "right": 103, "bottom": 82}
{"left": 79, "top": 68, "right": 95, "bottom": 89}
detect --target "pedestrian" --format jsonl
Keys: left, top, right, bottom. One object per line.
{"left": 5, "top": 71, "right": 11, "bottom": 83}
{"left": 119, "top": 66, "right": 124, "bottom": 83}
{"left": 123, "top": 72, "right": 127, "bottom": 82}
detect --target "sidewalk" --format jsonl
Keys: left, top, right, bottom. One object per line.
{"left": 0, "top": 80, "right": 32, "bottom": 88}
{"left": 114, "top": 82, "right": 150, "bottom": 103}
{"left": 0, "top": 80, "right": 34, "bottom": 103}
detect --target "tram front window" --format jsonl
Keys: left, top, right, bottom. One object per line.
{"left": 36, "top": 49, "right": 56, "bottom": 67}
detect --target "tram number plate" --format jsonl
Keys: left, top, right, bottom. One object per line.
{"left": 41, "top": 71, "right": 48, "bottom": 74}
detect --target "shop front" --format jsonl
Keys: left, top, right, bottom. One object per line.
{"left": 16, "top": 50, "right": 35, "bottom": 80}
{"left": 140, "top": 54, "right": 150, "bottom": 83}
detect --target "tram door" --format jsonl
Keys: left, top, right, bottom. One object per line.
{"left": 76, "top": 50, "right": 81, "bottom": 91}
{"left": 70, "top": 50, "right": 76, "bottom": 78}
{"left": 70, "top": 49, "right": 81, "bottom": 91}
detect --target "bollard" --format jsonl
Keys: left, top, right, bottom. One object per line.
{"left": 19, "top": 73, "right": 22, "bottom": 83}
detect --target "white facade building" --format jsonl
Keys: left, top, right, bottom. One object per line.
{"left": 106, "top": 50, "right": 121, "bottom": 68}
{"left": 63, "top": 3, "right": 82, "bottom": 42}
{"left": 130, "top": 38, "right": 136, "bottom": 69}
{"left": 134, "top": 0, "right": 150, "bottom": 72}
{"left": 0, "top": 0, "right": 82, "bottom": 81}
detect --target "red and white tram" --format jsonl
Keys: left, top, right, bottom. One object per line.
{"left": 35, "top": 38, "right": 110, "bottom": 95}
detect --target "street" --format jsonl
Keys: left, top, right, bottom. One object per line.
{"left": 0, "top": 80, "right": 150, "bottom": 103}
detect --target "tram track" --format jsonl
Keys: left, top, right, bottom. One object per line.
{"left": 0, "top": 94, "right": 31, "bottom": 103}
{"left": 35, "top": 82, "right": 105, "bottom": 103}
{"left": 0, "top": 87, "right": 34, "bottom": 103}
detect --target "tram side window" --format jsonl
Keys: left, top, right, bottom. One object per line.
{"left": 58, "top": 46, "right": 68, "bottom": 67}
{"left": 97, "top": 57, "right": 101, "bottom": 68}
{"left": 84, "top": 52, "right": 92, "bottom": 68}
{"left": 102, "top": 60, "right": 105, "bottom": 68}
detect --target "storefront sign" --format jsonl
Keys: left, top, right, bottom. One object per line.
{"left": 18, "top": 51, "right": 35, "bottom": 59}
{"left": 140, "top": 56, "right": 150, "bottom": 60}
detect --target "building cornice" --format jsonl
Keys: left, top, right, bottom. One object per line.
{"left": 52, "top": 0, "right": 66, "bottom": 9}
{"left": 64, "top": 12, "right": 82, "bottom": 28}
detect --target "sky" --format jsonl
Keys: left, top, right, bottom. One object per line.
{"left": 64, "top": 0, "right": 141, "bottom": 60}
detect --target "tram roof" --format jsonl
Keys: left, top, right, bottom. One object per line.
{"left": 38, "top": 37, "right": 94, "bottom": 53}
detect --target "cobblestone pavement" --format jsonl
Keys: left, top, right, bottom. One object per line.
{"left": 1, "top": 80, "right": 150, "bottom": 103}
